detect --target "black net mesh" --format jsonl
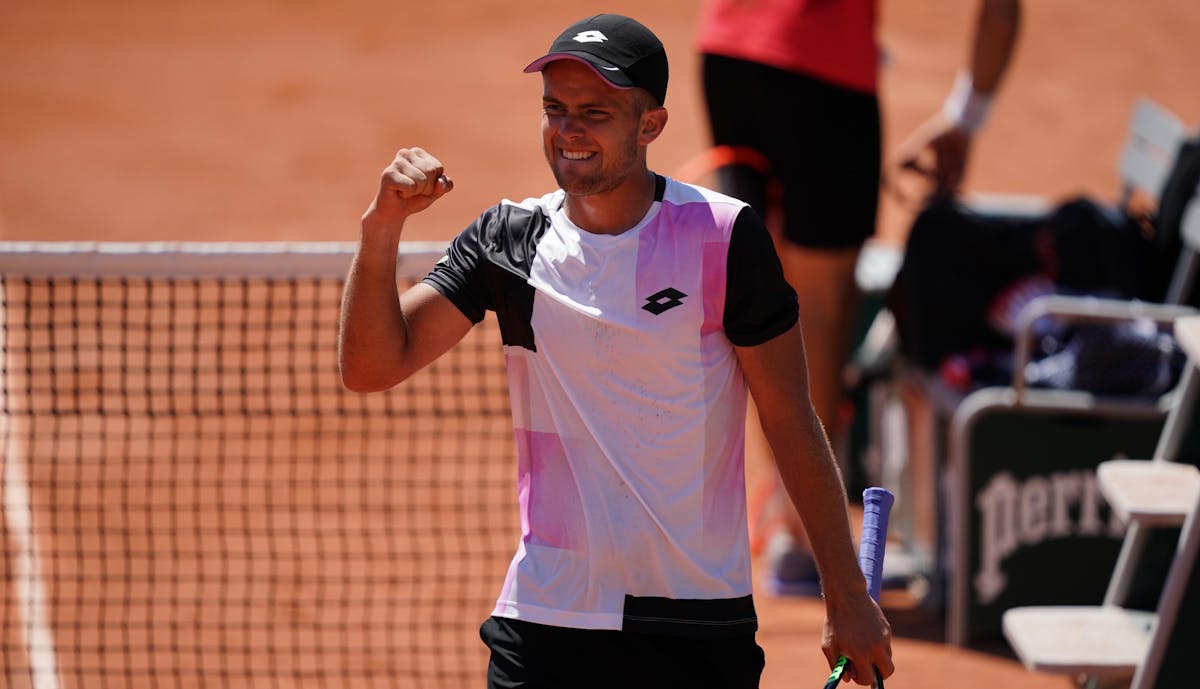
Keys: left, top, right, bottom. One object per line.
{"left": 0, "top": 268, "right": 517, "bottom": 689}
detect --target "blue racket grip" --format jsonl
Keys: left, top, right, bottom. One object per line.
{"left": 859, "top": 487, "right": 894, "bottom": 602}
{"left": 822, "top": 487, "right": 894, "bottom": 689}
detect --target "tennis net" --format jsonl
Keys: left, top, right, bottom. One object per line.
{"left": 0, "top": 242, "right": 517, "bottom": 689}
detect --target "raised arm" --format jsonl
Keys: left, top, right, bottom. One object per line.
{"left": 892, "top": 0, "right": 1022, "bottom": 196}
{"left": 338, "top": 148, "right": 472, "bottom": 392}
{"left": 735, "top": 325, "right": 893, "bottom": 685}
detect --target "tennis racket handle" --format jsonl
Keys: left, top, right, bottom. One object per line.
{"left": 821, "top": 662, "right": 883, "bottom": 689}
{"left": 859, "top": 487, "right": 894, "bottom": 602}
{"left": 822, "top": 487, "right": 894, "bottom": 689}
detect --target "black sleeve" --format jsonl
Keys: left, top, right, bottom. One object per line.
{"left": 723, "top": 205, "right": 799, "bottom": 347}
{"left": 421, "top": 209, "right": 497, "bottom": 325}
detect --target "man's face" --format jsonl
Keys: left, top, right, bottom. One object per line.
{"left": 540, "top": 60, "right": 652, "bottom": 197}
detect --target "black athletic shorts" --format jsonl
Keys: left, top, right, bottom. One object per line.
{"left": 702, "top": 53, "right": 881, "bottom": 249}
{"left": 480, "top": 616, "right": 765, "bottom": 689}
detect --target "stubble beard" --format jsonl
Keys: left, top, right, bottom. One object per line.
{"left": 547, "top": 138, "right": 640, "bottom": 197}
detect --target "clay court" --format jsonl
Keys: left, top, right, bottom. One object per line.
{"left": 2, "top": 1, "right": 1199, "bottom": 687}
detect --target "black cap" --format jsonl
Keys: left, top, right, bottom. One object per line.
{"left": 523, "top": 14, "right": 668, "bottom": 106}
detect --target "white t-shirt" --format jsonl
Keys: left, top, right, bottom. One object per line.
{"left": 424, "top": 175, "right": 798, "bottom": 637}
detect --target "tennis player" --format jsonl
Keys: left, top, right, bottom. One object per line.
{"left": 338, "top": 14, "right": 892, "bottom": 688}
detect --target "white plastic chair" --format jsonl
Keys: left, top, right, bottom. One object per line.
{"left": 1001, "top": 314, "right": 1200, "bottom": 689}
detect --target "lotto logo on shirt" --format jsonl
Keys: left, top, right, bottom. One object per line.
{"left": 642, "top": 287, "right": 687, "bottom": 315}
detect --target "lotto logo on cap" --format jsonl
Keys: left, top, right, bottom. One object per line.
{"left": 523, "top": 14, "right": 669, "bottom": 106}
{"left": 572, "top": 30, "right": 608, "bottom": 43}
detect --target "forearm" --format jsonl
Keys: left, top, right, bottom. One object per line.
{"left": 970, "top": 0, "right": 1021, "bottom": 94}
{"left": 928, "top": 0, "right": 1020, "bottom": 172}
{"left": 338, "top": 215, "right": 409, "bottom": 392}
{"left": 764, "top": 409, "right": 868, "bottom": 606}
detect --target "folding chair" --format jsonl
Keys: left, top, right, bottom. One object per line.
{"left": 1001, "top": 314, "right": 1200, "bottom": 689}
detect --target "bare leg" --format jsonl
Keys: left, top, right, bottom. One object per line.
{"left": 782, "top": 244, "right": 861, "bottom": 437}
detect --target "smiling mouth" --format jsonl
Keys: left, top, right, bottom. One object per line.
{"left": 561, "top": 150, "right": 595, "bottom": 161}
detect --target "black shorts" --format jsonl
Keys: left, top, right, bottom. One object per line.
{"left": 702, "top": 53, "right": 881, "bottom": 249}
{"left": 480, "top": 616, "right": 765, "bottom": 689}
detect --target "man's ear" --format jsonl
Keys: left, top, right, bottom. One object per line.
{"left": 639, "top": 107, "right": 669, "bottom": 145}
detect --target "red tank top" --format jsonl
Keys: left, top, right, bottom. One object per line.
{"left": 696, "top": 0, "right": 879, "bottom": 94}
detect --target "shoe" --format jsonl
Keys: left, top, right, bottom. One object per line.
{"left": 762, "top": 533, "right": 822, "bottom": 597}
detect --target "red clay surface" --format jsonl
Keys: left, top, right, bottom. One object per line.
{"left": 3, "top": 1, "right": 1198, "bottom": 688}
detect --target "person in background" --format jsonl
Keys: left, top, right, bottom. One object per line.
{"left": 696, "top": 0, "right": 1021, "bottom": 595}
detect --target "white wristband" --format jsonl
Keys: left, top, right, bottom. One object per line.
{"left": 942, "top": 71, "right": 993, "bottom": 134}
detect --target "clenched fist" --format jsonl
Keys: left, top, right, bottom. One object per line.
{"left": 364, "top": 147, "right": 454, "bottom": 224}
